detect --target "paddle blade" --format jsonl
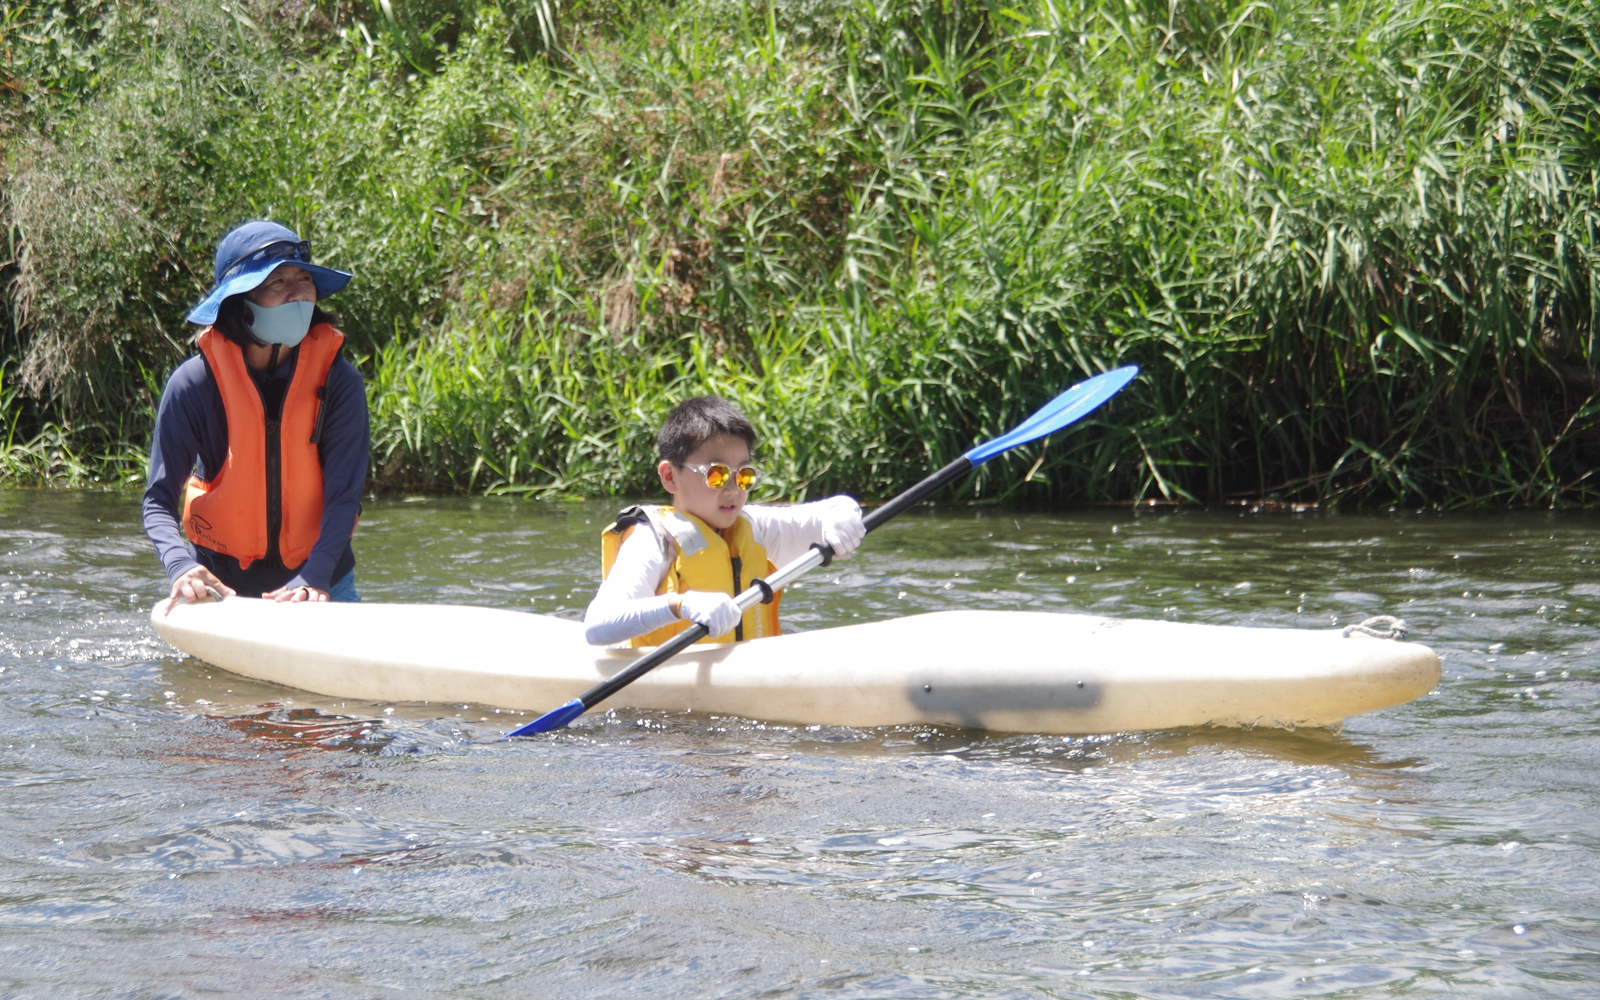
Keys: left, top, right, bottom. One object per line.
{"left": 505, "top": 698, "right": 585, "bottom": 737}
{"left": 963, "top": 365, "right": 1139, "bottom": 466}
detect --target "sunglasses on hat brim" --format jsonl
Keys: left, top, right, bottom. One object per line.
{"left": 220, "top": 240, "right": 313, "bottom": 282}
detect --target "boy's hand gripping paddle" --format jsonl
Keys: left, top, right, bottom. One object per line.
{"left": 507, "top": 364, "right": 1139, "bottom": 736}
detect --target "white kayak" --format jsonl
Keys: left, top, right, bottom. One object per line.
{"left": 149, "top": 598, "right": 1440, "bottom": 734}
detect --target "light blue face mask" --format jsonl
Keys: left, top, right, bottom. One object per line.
{"left": 245, "top": 299, "right": 314, "bottom": 347}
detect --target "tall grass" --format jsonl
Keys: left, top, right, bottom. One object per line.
{"left": 3, "top": 0, "right": 1598, "bottom": 505}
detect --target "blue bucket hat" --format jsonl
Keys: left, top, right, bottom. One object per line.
{"left": 185, "top": 220, "right": 353, "bottom": 326}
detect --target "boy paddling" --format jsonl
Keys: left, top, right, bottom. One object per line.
{"left": 584, "top": 397, "right": 866, "bottom": 646}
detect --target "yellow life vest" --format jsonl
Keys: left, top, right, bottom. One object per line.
{"left": 600, "top": 505, "right": 782, "bottom": 648}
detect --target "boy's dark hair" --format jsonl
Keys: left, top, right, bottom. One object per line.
{"left": 213, "top": 294, "right": 336, "bottom": 349}
{"left": 658, "top": 396, "right": 757, "bottom": 464}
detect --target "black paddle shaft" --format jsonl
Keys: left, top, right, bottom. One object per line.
{"left": 577, "top": 620, "right": 711, "bottom": 710}
{"left": 573, "top": 454, "right": 974, "bottom": 712}
{"left": 860, "top": 455, "right": 973, "bottom": 533}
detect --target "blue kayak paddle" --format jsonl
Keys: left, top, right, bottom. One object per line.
{"left": 506, "top": 364, "right": 1140, "bottom": 736}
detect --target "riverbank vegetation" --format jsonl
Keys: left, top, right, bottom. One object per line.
{"left": 3, "top": 0, "right": 1597, "bottom": 505}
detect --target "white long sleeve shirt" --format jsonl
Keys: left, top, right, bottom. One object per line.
{"left": 583, "top": 500, "right": 850, "bottom": 646}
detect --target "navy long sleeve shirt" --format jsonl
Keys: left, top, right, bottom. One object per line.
{"left": 142, "top": 346, "right": 369, "bottom": 595}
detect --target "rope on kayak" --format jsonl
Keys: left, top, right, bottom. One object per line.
{"left": 1343, "top": 615, "right": 1407, "bottom": 640}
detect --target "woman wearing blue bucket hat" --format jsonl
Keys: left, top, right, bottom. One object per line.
{"left": 142, "top": 221, "right": 370, "bottom": 612}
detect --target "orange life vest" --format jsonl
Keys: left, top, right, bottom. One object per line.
{"left": 181, "top": 323, "right": 343, "bottom": 570}
{"left": 601, "top": 505, "right": 782, "bottom": 647}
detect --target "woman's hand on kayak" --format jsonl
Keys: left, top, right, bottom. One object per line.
{"left": 263, "top": 583, "right": 330, "bottom": 604}
{"left": 162, "top": 566, "right": 236, "bottom": 615}
{"left": 676, "top": 591, "right": 742, "bottom": 637}
{"left": 820, "top": 495, "right": 865, "bottom": 559}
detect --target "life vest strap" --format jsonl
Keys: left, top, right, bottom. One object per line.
{"left": 610, "top": 505, "right": 651, "bottom": 534}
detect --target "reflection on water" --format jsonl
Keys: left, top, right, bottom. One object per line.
{"left": 1, "top": 490, "right": 1597, "bottom": 998}
{"left": 224, "top": 708, "right": 389, "bottom": 754}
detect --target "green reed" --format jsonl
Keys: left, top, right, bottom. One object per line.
{"left": 3, "top": 0, "right": 1598, "bottom": 505}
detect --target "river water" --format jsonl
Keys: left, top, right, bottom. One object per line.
{"left": 1, "top": 490, "right": 1596, "bottom": 998}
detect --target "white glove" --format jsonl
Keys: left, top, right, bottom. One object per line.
{"left": 677, "top": 590, "right": 742, "bottom": 638}
{"left": 819, "top": 495, "right": 866, "bottom": 559}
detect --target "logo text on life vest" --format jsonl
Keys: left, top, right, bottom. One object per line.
{"left": 188, "top": 514, "right": 227, "bottom": 551}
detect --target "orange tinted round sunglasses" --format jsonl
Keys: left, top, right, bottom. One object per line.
{"left": 677, "top": 462, "right": 761, "bottom": 492}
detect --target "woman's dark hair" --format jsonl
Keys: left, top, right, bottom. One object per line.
{"left": 658, "top": 396, "right": 757, "bottom": 464}
{"left": 212, "top": 293, "right": 336, "bottom": 348}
